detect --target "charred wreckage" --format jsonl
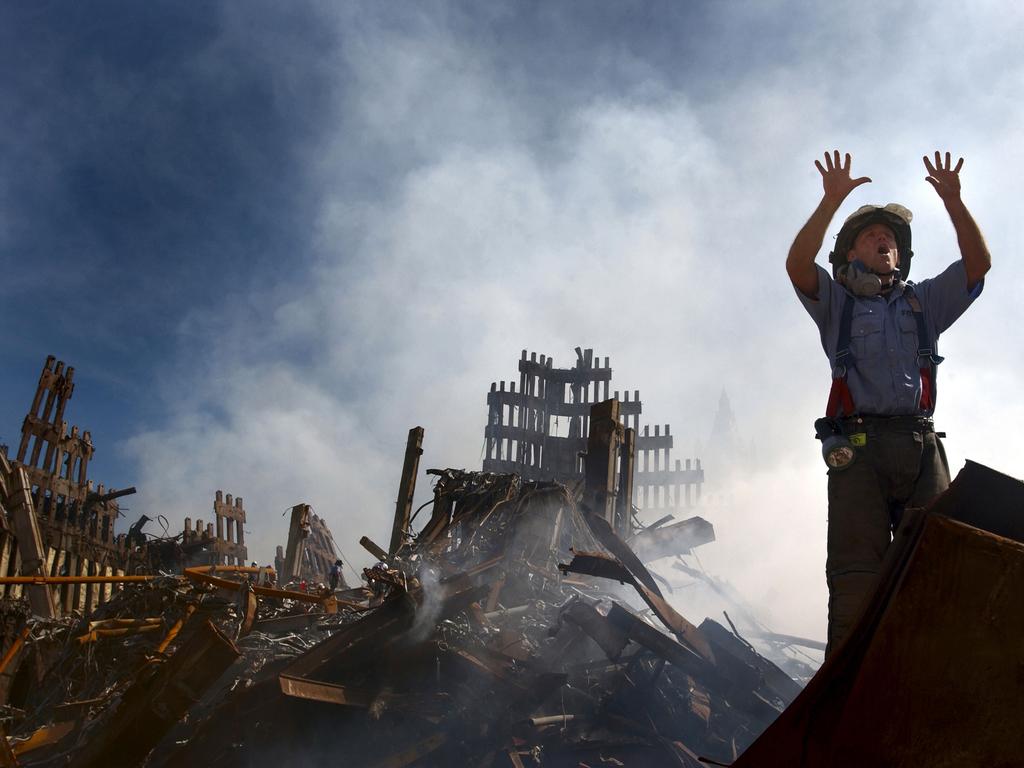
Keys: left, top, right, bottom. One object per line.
{"left": 0, "top": 352, "right": 1021, "bottom": 767}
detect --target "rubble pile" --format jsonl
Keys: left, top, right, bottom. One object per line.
{"left": 2, "top": 469, "right": 797, "bottom": 767}
{"left": 1, "top": 565, "right": 370, "bottom": 766}
{"left": 0, "top": 356, "right": 815, "bottom": 766}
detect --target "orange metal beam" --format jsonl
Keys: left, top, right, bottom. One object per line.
{"left": 183, "top": 567, "right": 336, "bottom": 612}
{"left": 0, "top": 627, "right": 30, "bottom": 678}
{"left": 0, "top": 575, "right": 157, "bottom": 585}
{"left": 155, "top": 604, "right": 196, "bottom": 654}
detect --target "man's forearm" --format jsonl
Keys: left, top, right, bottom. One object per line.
{"left": 787, "top": 195, "right": 842, "bottom": 298}
{"left": 945, "top": 196, "right": 991, "bottom": 289}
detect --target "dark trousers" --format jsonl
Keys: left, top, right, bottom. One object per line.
{"left": 825, "top": 425, "right": 950, "bottom": 656}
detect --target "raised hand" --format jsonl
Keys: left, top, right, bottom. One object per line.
{"left": 815, "top": 150, "right": 871, "bottom": 204}
{"left": 924, "top": 151, "right": 964, "bottom": 201}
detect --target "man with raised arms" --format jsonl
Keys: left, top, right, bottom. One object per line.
{"left": 786, "top": 150, "right": 990, "bottom": 655}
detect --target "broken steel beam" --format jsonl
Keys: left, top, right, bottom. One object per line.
{"left": 74, "top": 619, "right": 240, "bottom": 768}
{"left": 629, "top": 516, "right": 716, "bottom": 562}
{"left": 559, "top": 549, "right": 714, "bottom": 662}
{"left": 280, "top": 503, "right": 311, "bottom": 583}
{"left": 583, "top": 399, "right": 623, "bottom": 527}
{"left": 616, "top": 426, "right": 636, "bottom": 537}
{"left": 390, "top": 426, "right": 424, "bottom": 556}
{"left": 5, "top": 466, "right": 56, "bottom": 618}
{"left": 183, "top": 565, "right": 339, "bottom": 613}
{"left": 360, "top": 535, "right": 389, "bottom": 562}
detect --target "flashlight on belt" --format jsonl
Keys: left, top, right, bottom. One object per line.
{"left": 814, "top": 418, "right": 856, "bottom": 471}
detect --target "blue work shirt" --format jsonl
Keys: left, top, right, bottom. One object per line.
{"left": 795, "top": 261, "right": 982, "bottom": 416}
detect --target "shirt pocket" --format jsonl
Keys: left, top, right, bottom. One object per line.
{"left": 898, "top": 310, "right": 919, "bottom": 354}
{"left": 850, "top": 305, "right": 884, "bottom": 360}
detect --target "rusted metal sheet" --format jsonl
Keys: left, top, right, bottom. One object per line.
{"left": 733, "top": 463, "right": 1024, "bottom": 767}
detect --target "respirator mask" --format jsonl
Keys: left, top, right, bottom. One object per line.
{"left": 836, "top": 260, "right": 898, "bottom": 298}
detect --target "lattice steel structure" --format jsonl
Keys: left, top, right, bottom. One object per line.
{"left": 483, "top": 347, "right": 704, "bottom": 514}
{"left": 2, "top": 356, "right": 136, "bottom": 614}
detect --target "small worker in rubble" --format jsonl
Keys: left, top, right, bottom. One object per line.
{"left": 329, "top": 558, "right": 344, "bottom": 591}
{"left": 786, "top": 150, "right": 990, "bottom": 655}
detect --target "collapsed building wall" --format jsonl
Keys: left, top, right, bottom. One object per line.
{"left": 182, "top": 491, "right": 248, "bottom": 567}
{"left": 274, "top": 503, "right": 343, "bottom": 586}
{"left": 484, "top": 348, "right": 705, "bottom": 524}
{"left": 0, "top": 356, "right": 138, "bottom": 616}
{"left": 0, "top": 357, "right": 252, "bottom": 620}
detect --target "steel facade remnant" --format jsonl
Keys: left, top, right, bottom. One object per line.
{"left": 182, "top": 490, "right": 248, "bottom": 567}
{"left": 274, "top": 504, "right": 344, "bottom": 587}
{"left": 2, "top": 357, "right": 192, "bottom": 614}
{"left": 3, "top": 357, "right": 134, "bottom": 614}
{"left": 483, "top": 348, "right": 704, "bottom": 515}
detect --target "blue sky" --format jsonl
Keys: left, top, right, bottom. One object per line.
{"left": 3, "top": 1, "right": 1023, "bottom": 639}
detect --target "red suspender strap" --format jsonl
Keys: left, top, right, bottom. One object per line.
{"left": 919, "top": 367, "right": 934, "bottom": 411}
{"left": 827, "top": 295, "right": 857, "bottom": 418}
{"left": 905, "top": 286, "right": 942, "bottom": 414}
{"left": 826, "top": 377, "right": 855, "bottom": 418}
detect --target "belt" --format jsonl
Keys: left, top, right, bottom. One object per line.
{"left": 840, "top": 414, "right": 935, "bottom": 433}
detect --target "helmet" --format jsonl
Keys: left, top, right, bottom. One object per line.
{"left": 829, "top": 203, "right": 914, "bottom": 279}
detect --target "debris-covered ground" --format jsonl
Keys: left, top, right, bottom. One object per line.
{"left": 1, "top": 469, "right": 804, "bottom": 767}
